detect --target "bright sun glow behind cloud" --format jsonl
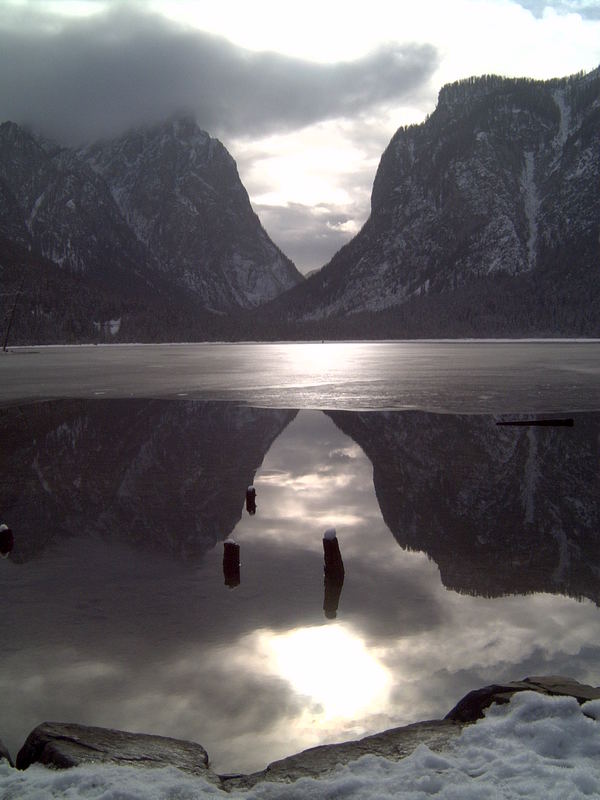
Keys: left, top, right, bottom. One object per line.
{"left": 17, "top": 0, "right": 600, "bottom": 78}
{"left": 237, "top": 124, "right": 369, "bottom": 208}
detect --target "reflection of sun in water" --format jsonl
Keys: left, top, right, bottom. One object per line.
{"left": 288, "top": 342, "right": 362, "bottom": 379}
{"left": 261, "top": 624, "right": 391, "bottom": 721}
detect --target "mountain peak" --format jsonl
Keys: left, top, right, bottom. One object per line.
{"left": 76, "top": 118, "right": 302, "bottom": 311}
{"left": 0, "top": 115, "right": 303, "bottom": 342}
{"left": 0, "top": 120, "right": 40, "bottom": 149}
{"left": 146, "top": 114, "right": 212, "bottom": 148}
{"left": 0, "top": 120, "right": 23, "bottom": 136}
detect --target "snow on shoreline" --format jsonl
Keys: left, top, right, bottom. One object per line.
{"left": 5, "top": 338, "right": 600, "bottom": 349}
{"left": 2, "top": 692, "right": 600, "bottom": 799}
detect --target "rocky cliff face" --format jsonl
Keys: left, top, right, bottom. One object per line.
{"left": 0, "top": 122, "right": 154, "bottom": 293}
{"left": 276, "top": 68, "right": 600, "bottom": 336}
{"left": 327, "top": 411, "right": 600, "bottom": 603}
{"left": 81, "top": 118, "right": 301, "bottom": 311}
{"left": 0, "top": 118, "right": 302, "bottom": 343}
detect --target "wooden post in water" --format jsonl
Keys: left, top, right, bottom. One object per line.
{"left": 323, "top": 528, "right": 344, "bottom": 618}
{"left": 245, "top": 485, "right": 256, "bottom": 515}
{"left": 0, "top": 524, "right": 13, "bottom": 558}
{"left": 223, "top": 539, "right": 240, "bottom": 588}
{"left": 323, "top": 528, "right": 344, "bottom": 578}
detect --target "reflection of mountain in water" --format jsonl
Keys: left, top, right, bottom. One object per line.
{"left": 0, "top": 401, "right": 296, "bottom": 562}
{"left": 328, "top": 411, "right": 600, "bottom": 604}
{"left": 3, "top": 403, "right": 599, "bottom": 602}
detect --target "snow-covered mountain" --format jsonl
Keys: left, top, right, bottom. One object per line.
{"left": 80, "top": 117, "right": 301, "bottom": 311}
{"left": 0, "top": 117, "right": 302, "bottom": 343}
{"left": 273, "top": 67, "right": 600, "bottom": 336}
{"left": 1, "top": 65, "right": 598, "bottom": 342}
{"left": 0, "top": 121, "right": 153, "bottom": 291}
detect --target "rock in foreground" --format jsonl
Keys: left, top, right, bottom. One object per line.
{"left": 15, "top": 722, "right": 218, "bottom": 781}
{"left": 446, "top": 675, "right": 600, "bottom": 723}
{"left": 10, "top": 676, "right": 600, "bottom": 789}
{"left": 222, "top": 719, "right": 463, "bottom": 789}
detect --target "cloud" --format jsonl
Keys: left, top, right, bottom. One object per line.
{"left": 255, "top": 202, "right": 368, "bottom": 273}
{"left": 0, "top": 4, "right": 439, "bottom": 146}
{"left": 514, "top": 0, "right": 600, "bottom": 20}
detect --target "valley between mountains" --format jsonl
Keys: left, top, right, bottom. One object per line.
{"left": 1, "top": 66, "right": 598, "bottom": 342}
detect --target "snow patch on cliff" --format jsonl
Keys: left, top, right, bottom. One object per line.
{"left": 553, "top": 88, "right": 571, "bottom": 148}
{"left": 521, "top": 151, "right": 539, "bottom": 270}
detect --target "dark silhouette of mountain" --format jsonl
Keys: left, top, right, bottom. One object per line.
{"left": 327, "top": 410, "right": 600, "bottom": 603}
{"left": 0, "top": 400, "right": 296, "bottom": 562}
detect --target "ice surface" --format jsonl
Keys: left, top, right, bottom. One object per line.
{"left": 1, "top": 342, "right": 599, "bottom": 412}
{"left": 1, "top": 692, "right": 599, "bottom": 798}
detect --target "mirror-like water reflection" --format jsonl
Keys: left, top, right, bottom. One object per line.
{"left": 0, "top": 401, "right": 598, "bottom": 773}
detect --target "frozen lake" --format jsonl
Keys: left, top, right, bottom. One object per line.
{"left": 0, "top": 342, "right": 599, "bottom": 773}
{"left": 1, "top": 340, "right": 599, "bottom": 411}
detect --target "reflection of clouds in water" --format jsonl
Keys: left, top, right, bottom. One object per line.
{"left": 223, "top": 410, "right": 600, "bottom": 748}
{"left": 113, "top": 644, "right": 307, "bottom": 772}
{"left": 326, "top": 447, "right": 359, "bottom": 464}
{"left": 2, "top": 407, "right": 600, "bottom": 774}
{"left": 0, "top": 637, "right": 308, "bottom": 774}
{"left": 4, "top": 587, "right": 599, "bottom": 772}
{"left": 214, "top": 623, "right": 395, "bottom": 751}
{"left": 431, "top": 592, "right": 600, "bottom": 674}
{"left": 379, "top": 591, "right": 600, "bottom": 724}
{"left": 226, "top": 409, "right": 600, "bottom": 743}
{"left": 236, "top": 411, "right": 380, "bottom": 541}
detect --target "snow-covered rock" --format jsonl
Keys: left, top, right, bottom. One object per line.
{"left": 16, "top": 721, "right": 217, "bottom": 779}
{"left": 2, "top": 677, "right": 600, "bottom": 799}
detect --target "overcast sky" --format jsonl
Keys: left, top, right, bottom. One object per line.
{"left": 1, "top": 0, "right": 599, "bottom": 272}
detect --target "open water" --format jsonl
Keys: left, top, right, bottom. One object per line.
{"left": 0, "top": 341, "right": 598, "bottom": 773}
